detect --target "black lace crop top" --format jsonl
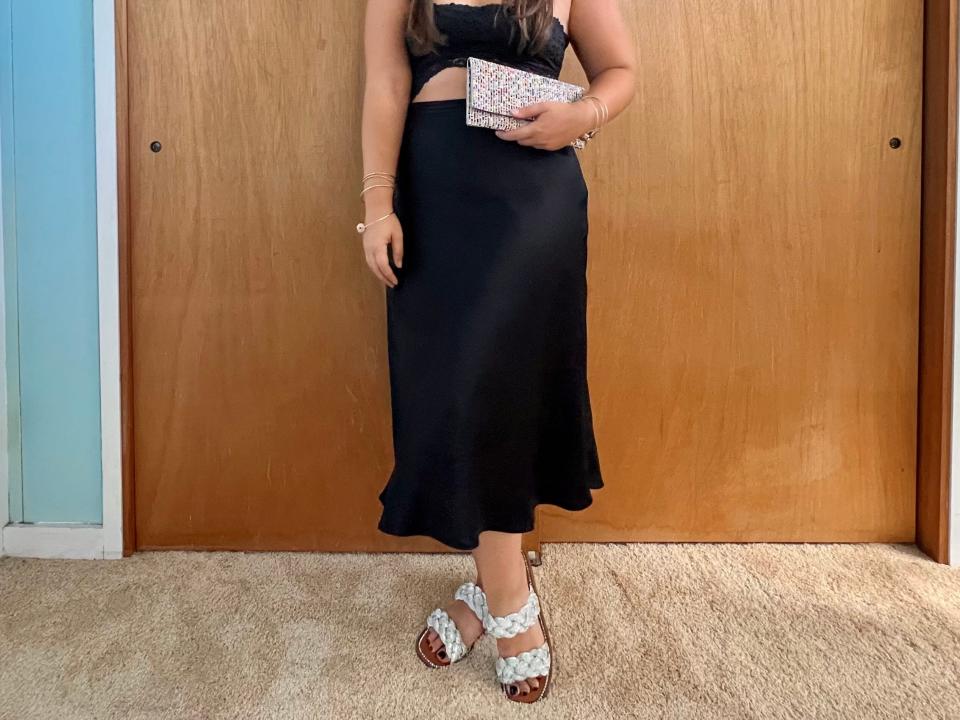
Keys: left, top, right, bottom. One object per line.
{"left": 406, "top": 3, "right": 569, "bottom": 100}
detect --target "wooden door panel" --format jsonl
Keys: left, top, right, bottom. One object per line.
{"left": 544, "top": 0, "right": 922, "bottom": 541}
{"left": 127, "top": 0, "right": 920, "bottom": 550}
{"left": 128, "top": 0, "right": 437, "bottom": 550}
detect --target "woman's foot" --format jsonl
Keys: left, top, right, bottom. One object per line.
{"left": 487, "top": 582, "right": 548, "bottom": 699}
{"left": 418, "top": 579, "right": 486, "bottom": 665}
{"left": 471, "top": 537, "right": 552, "bottom": 701}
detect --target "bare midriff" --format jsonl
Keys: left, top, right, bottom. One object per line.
{"left": 412, "top": 67, "right": 470, "bottom": 103}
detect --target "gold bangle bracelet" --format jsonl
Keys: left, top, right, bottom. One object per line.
{"left": 586, "top": 97, "right": 607, "bottom": 127}
{"left": 582, "top": 95, "right": 609, "bottom": 128}
{"left": 578, "top": 96, "right": 601, "bottom": 134}
{"left": 360, "top": 183, "right": 395, "bottom": 198}
{"left": 362, "top": 172, "right": 396, "bottom": 184}
{"left": 586, "top": 99, "right": 601, "bottom": 133}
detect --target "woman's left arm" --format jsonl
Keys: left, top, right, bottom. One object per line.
{"left": 497, "top": 0, "right": 636, "bottom": 151}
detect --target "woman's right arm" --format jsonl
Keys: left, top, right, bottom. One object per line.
{"left": 361, "top": 0, "right": 411, "bottom": 288}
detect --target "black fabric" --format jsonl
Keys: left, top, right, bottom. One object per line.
{"left": 377, "top": 100, "right": 603, "bottom": 551}
{"left": 407, "top": 3, "right": 568, "bottom": 100}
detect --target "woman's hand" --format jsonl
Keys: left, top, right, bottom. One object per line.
{"left": 362, "top": 212, "right": 403, "bottom": 288}
{"left": 495, "top": 100, "right": 597, "bottom": 151}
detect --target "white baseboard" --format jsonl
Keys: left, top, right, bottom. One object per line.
{"left": 1, "top": 523, "right": 119, "bottom": 559}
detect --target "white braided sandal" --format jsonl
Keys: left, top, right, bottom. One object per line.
{"left": 415, "top": 582, "right": 488, "bottom": 668}
{"left": 483, "top": 555, "right": 553, "bottom": 703}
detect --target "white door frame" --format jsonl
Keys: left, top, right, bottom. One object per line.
{"left": 94, "top": 0, "right": 123, "bottom": 559}
{"left": 0, "top": 0, "right": 122, "bottom": 559}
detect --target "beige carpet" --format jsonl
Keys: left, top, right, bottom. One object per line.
{"left": 1, "top": 543, "right": 959, "bottom": 719}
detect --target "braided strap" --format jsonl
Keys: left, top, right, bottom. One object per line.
{"left": 482, "top": 588, "right": 540, "bottom": 639}
{"left": 454, "top": 582, "right": 488, "bottom": 623}
{"left": 496, "top": 643, "right": 551, "bottom": 684}
{"left": 425, "top": 608, "right": 467, "bottom": 663}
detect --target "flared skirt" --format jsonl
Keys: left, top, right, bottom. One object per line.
{"left": 377, "top": 99, "right": 603, "bottom": 551}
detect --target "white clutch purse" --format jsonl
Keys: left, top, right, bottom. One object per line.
{"left": 465, "top": 57, "right": 587, "bottom": 149}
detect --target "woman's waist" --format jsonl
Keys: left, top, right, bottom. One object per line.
{"left": 406, "top": 98, "right": 468, "bottom": 117}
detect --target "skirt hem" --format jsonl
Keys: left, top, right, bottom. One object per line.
{"left": 377, "top": 479, "right": 603, "bottom": 552}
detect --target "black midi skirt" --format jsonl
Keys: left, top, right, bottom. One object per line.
{"left": 377, "top": 99, "right": 603, "bottom": 551}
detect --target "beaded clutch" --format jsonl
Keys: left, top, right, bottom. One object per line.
{"left": 465, "top": 57, "right": 587, "bottom": 149}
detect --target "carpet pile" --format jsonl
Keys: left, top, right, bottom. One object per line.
{"left": 1, "top": 543, "right": 958, "bottom": 719}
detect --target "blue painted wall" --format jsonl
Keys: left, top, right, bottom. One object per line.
{"left": 1, "top": 0, "right": 102, "bottom": 523}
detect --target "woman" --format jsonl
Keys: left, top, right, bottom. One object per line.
{"left": 360, "top": 0, "right": 635, "bottom": 704}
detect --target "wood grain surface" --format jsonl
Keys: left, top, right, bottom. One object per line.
{"left": 544, "top": 0, "right": 923, "bottom": 542}
{"left": 125, "top": 0, "right": 922, "bottom": 550}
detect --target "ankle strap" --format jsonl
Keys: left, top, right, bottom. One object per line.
{"left": 454, "top": 582, "right": 488, "bottom": 623}
{"left": 483, "top": 587, "right": 540, "bottom": 639}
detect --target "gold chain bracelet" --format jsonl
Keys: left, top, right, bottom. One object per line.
{"left": 357, "top": 211, "right": 394, "bottom": 235}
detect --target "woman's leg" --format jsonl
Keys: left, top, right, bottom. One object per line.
{"left": 472, "top": 531, "right": 546, "bottom": 696}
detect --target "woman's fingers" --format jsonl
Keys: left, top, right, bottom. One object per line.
{"left": 365, "top": 251, "right": 391, "bottom": 287}
{"left": 498, "top": 102, "right": 586, "bottom": 150}
{"left": 498, "top": 101, "right": 559, "bottom": 143}
{"left": 391, "top": 228, "right": 404, "bottom": 269}
{"left": 497, "top": 120, "right": 560, "bottom": 149}
{"left": 362, "top": 219, "right": 403, "bottom": 287}
{"left": 511, "top": 101, "right": 549, "bottom": 120}
{"left": 496, "top": 124, "right": 538, "bottom": 144}
{"left": 375, "top": 247, "right": 399, "bottom": 287}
